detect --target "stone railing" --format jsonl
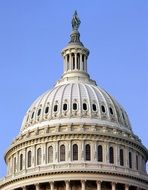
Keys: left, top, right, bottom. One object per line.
{"left": 2, "top": 162, "right": 147, "bottom": 182}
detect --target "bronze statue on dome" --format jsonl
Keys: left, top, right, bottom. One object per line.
{"left": 72, "top": 11, "right": 81, "bottom": 31}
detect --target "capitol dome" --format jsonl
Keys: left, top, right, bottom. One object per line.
{"left": 22, "top": 80, "right": 132, "bottom": 134}
{"left": 0, "top": 11, "right": 148, "bottom": 190}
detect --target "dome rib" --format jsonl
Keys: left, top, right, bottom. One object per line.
{"left": 89, "top": 84, "right": 101, "bottom": 118}
{"left": 82, "top": 83, "right": 92, "bottom": 117}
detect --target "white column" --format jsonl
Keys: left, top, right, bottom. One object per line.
{"left": 22, "top": 186, "right": 27, "bottom": 190}
{"left": 17, "top": 151, "right": 19, "bottom": 172}
{"left": 81, "top": 180, "right": 85, "bottom": 190}
{"left": 33, "top": 145, "right": 36, "bottom": 167}
{"left": 55, "top": 141, "right": 59, "bottom": 162}
{"left": 50, "top": 182, "right": 54, "bottom": 190}
{"left": 64, "top": 56, "right": 67, "bottom": 72}
{"left": 43, "top": 143, "right": 46, "bottom": 165}
{"left": 70, "top": 54, "right": 72, "bottom": 71}
{"left": 75, "top": 53, "right": 77, "bottom": 70}
{"left": 80, "top": 54, "right": 83, "bottom": 71}
{"left": 112, "top": 182, "right": 116, "bottom": 190}
{"left": 68, "top": 140, "right": 71, "bottom": 161}
{"left": 84, "top": 56, "right": 87, "bottom": 72}
{"left": 81, "top": 141, "right": 84, "bottom": 161}
{"left": 35, "top": 183, "right": 40, "bottom": 190}
{"left": 125, "top": 184, "right": 129, "bottom": 190}
{"left": 96, "top": 181, "right": 101, "bottom": 190}
{"left": 65, "top": 181, "right": 70, "bottom": 190}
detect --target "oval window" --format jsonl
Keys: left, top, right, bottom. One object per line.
{"left": 73, "top": 103, "right": 77, "bottom": 110}
{"left": 54, "top": 105, "right": 58, "bottom": 112}
{"left": 101, "top": 105, "right": 106, "bottom": 113}
{"left": 45, "top": 106, "right": 49, "bottom": 114}
{"left": 83, "top": 103, "right": 87, "bottom": 111}
{"left": 37, "top": 109, "right": 41, "bottom": 116}
{"left": 31, "top": 112, "right": 34, "bottom": 119}
{"left": 109, "top": 107, "right": 113, "bottom": 115}
{"left": 63, "top": 103, "right": 68, "bottom": 111}
{"left": 92, "top": 104, "right": 97, "bottom": 111}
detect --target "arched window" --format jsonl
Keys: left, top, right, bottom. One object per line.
{"left": 129, "top": 152, "right": 132, "bottom": 168}
{"left": 109, "top": 147, "right": 114, "bottom": 164}
{"left": 120, "top": 149, "right": 124, "bottom": 166}
{"left": 60, "top": 145, "right": 65, "bottom": 161}
{"left": 37, "top": 148, "right": 42, "bottom": 165}
{"left": 85, "top": 144, "right": 91, "bottom": 161}
{"left": 98, "top": 145, "right": 103, "bottom": 162}
{"left": 48, "top": 146, "right": 53, "bottom": 163}
{"left": 14, "top": 157, "right": 16, "bottom": 173}
{"left": 73, "top": 144, "right": 78, "bottom": 161}
{"left": 28, "top": 151, "right": 32, "bottom": 168}
{"left": 20, "top": 154, "right": 23, "bottom": 171}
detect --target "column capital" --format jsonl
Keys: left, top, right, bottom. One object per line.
{"left": 96, "top": 180, "right": 102, "bottom": 184}
{"left": 22, "top": 186, "right": 27, "bottom": 190}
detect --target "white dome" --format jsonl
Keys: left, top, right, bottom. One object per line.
{"left": 21, "top": 81, "right": 132, "bottom": 134}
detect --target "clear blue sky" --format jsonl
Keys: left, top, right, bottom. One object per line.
{"left": 0, "top": 0, "right": 148, "bottom": 178}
